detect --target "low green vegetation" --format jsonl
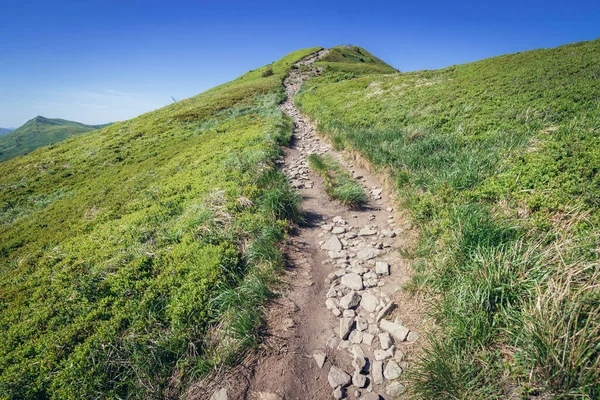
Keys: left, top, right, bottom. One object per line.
{"left": 0, "top": 47, "right": 320, "bottom": 399}
{"left": 308, "top": 153, "right": 366, "bottom": 208}
{"left": 297, "top": 42, "right": 600, "bottom": 398}
{"left": 0, "top": 116, "right": 112, "bottom": 162}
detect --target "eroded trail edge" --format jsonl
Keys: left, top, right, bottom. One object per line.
{"left": 204, "top": 50, "right": 421, "bottom": 400}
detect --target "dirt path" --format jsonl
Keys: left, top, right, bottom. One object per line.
{"left": 199, "top": 50, "right": 421, "bottom": 400}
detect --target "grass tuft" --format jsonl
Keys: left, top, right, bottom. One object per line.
{"left": 307, "top": 153, "right": 367, "bottom": 208}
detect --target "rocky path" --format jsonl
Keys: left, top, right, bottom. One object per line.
{"left": 204, "top": 50, "right": 420, "bottom": 400}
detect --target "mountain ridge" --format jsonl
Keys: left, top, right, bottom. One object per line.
{"left": 0, "top": 116, "right": 111, "bottom": 162}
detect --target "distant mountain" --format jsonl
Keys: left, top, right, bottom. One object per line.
{"left": 0, "top": 128, "right": 13, "bottom": 136}
{"left": 0, "top": 116, "right": 111, "bottom": 162}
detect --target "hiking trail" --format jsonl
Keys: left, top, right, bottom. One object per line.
{"left": 196, "top": 49, "right": 421, "bottom": 400}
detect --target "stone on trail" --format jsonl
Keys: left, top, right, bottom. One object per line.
{"left": 328, "top": 366, "right": 352, "bottom": 388}
{"left": 352, "top": 353, "right": 367, "bottom": 373}
{"left": 333, "top": 386, "right": 343, "bottom": 400}
{"left": 340, "top": 317, "right": 354, "bottom": 339}
{"left": 360, "top": 292, "right": 379, "bottom": 313}
{"left": 332, "top": 308, "right": 342, "bottom": 317}
{"left": 375, "top": 261, "right": 390, "bottom": 275}
{"left": 322, "top": 236, "right": 343, "bottom": 252}
{"left": 375, "top": 302, "right": 396, "bottom": 322}
{"left": 210, "top": 388, "right": 227, "bottom": 400}
{"left": 362, "top": 332, "right": 375, "bottom": 345}
{"left": 343, "top": 309, "right": 356, "bottom": 318}
{"left": 374, "top": 347, "right": 394, "bottom": 361}
{"left": 341, "top": 273, "right": 364, "bottom": 291}
{"left": 356, "top": 247, "right": 381, "bottom": 260}
{"left": 379, "top": 332, "right": 393, "bottom": 350}
{"left": 355, "top": 316, "right": 369, "bottom": 331}
{"left": 371, "top": 188, "right": 383, "bottom": 196}
{"left": 384, "top": 360, "right": 403, "bottom": 380}
{"left": 407, "top": 331, "right": 420, "bottom": 343}
{"left": 339, "top": 291, "right": 361, "bottom": 309}
{"left": 359, "top": 228, "right": 378, "bottom": 236}
{"left": 372, "top": 360, "right": 384, "bottom": 384}
{"left": 349, "top": 330, "right": 363, "bottom": 344}
{"left": 325, "top": 298, "right": 339, "bottom": 310}
{"left": 332, "top": 226, "right": 346, "bottom": 234}
{"left": 313, "top": 351, "right": 326, "bottom": 369}
{"left": 386, "top": 381, "right": 407, "bottom": 396}
{"left": 353, "top": 371, "right": 367, "bottom": 388}
{"left": 380, "top": 319, "right": 409, "bottom": 342}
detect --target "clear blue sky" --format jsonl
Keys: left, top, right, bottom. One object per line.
{"left": 1, "top": 0, "right": 599, "bottom": 128}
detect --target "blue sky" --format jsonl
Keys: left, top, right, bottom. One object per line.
{"left": 1, "top": 0, "right": 599, "bottom": 128}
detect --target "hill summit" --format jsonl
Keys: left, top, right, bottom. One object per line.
{"left": 0, "top": 116, "right": 111, "bottom": 162}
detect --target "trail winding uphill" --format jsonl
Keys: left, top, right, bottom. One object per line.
{"left": 198, "top": 49, "right": 422, "bottom": 400}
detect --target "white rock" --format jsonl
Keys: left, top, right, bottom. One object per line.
{"left": 372, "top": 360, "right": 384, "bottom": 384}
{"left": 380, "top": 320, "right": 409, "bottom": 342}
{"left": 362, "top": 332, "right": 374, "bottom": 346}
{"left": 328, "top": 366, "right": 352, "bottom": 388}
{"left": 360, "top": 394, "right": 379, "bottom": 400}
{"left": 386, "top": 381, "right": 406, "bottom": 396}
{"left": 341, "top": 273, "right": 364, "bottom": 291}
{"left": 353, "top": 371, "right": 367, "bottom": 388}
{"left": 349, "top": 330, "right": 363, "bottom": 344}
{"left": 333, "top": 387, "right": 343, "bottom": 400}
{"left": 352, "top": 353, "right": 367, "bottom": 373}
{"left": 375, "top": 302, "right": 396, "bottom": 322}
{"left": 339, "top": 291, "right": 361, "bottom": 309}
{"left": 339, "top": 317, "right": 354, "bottom": 339}
{"left": 374, "top": 347, "right": 394, "bottom": 361}
{"left": 332, "top": 308, "right": 342, "bottom": 317}
{"left": 313, "top": 351, "right": 326, "bottom": 369}
{"left": 379, "top": 332, "right": 393, "bottom": 350}
{"left": 332, "top": 226, "right": 346, "bottom": 234}
{"left": 358, "top": 228, "right": 377, "bottom": 236}
{"left": 407, "top": 331, "right": 420, "bottom": 342}
{"left": 371, "top": 189, "right": 383, "bottom": 196}
{"left": 375, "top": 261, "right": 390, "bottom": 275}
{"left": 210, "top": 388, "right": 227, "bottom": 400}
{"left": 355, "top": 317, "right": 368, "bottom": 331}
{"left": 360, "top": 292, "right": 379, "bottom": 313}
{"left": 384, "top": 360, "right": 402, "bottom": 380}
{"left": 356, "top": 247, "right": 381, "bottom": 260}
{"left": 343, "top": 309, "right": 356, "bottom": 318}
{"left": 326, "top": 298, "right": 339, "bottom": 310}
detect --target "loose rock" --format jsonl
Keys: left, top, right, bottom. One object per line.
{"left": 328, "top": 366, "right": 352, "bottom": 388}
{"left": 339, "top": 317, "right": 354, "bottom": 340}
{"left": 313, "top": 351, "right": 326, "bottom": 369}
{"left": 341, "top": 273, "right": 364, "bottom": 291}
{"left": 322, "top": 235, "right": 343, "bottom": 252}
{"left": 339, "top": 291, "right": 361, "bottom": 309}
{"left": 384, "top": 360, "right": 402, "bottom": 380}
{"left": 380, "top": 320, "right": 409, "bottom": 342}
{"left": 372, "top": 360, "right": 384, "bottom": 384}
{"left": 360, "top": 292, "right": 379, "bottom": 313}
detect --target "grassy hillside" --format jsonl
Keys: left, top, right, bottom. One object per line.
{"left": 0, "top": 128, "right": 13, "bottom": 136}
{"left": 297, "top": 41, "right": 600, "bottom": 398}
{"left": 0, "top": 47, "right": 320, "bottom": 398}
{"left": 0, "top": 116, "right": 111, "bottom": 162}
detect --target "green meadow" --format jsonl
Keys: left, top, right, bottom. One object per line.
{"left": 0, "top": 47, "right": 319, "bottom": 399}
{"left": 297, "top": 42, "right": 600, "bottom": 398}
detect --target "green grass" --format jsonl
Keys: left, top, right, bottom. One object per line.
{"left": 0, "top": 116, "right": 112, "bottom": 162}
{"left": 0, "top": 46, "right": 320, "bottom": 399}
{"left": 296, "top": 40, "right": 600, "bottom": 398}
{"left": 307, "top": 153, "right": 367, "bottom": 208}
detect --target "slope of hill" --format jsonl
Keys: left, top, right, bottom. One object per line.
{"left": 0, "top": 128, "right": 13, "bottom": 136}
{"left": 0, "top": 116, "right": 112, "bottom": 162}
{"left": 0, "top": 47, "right": 319, "bottom": 398}
{"left": 297, "top": 41, "right": 600, "bottom": 397}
